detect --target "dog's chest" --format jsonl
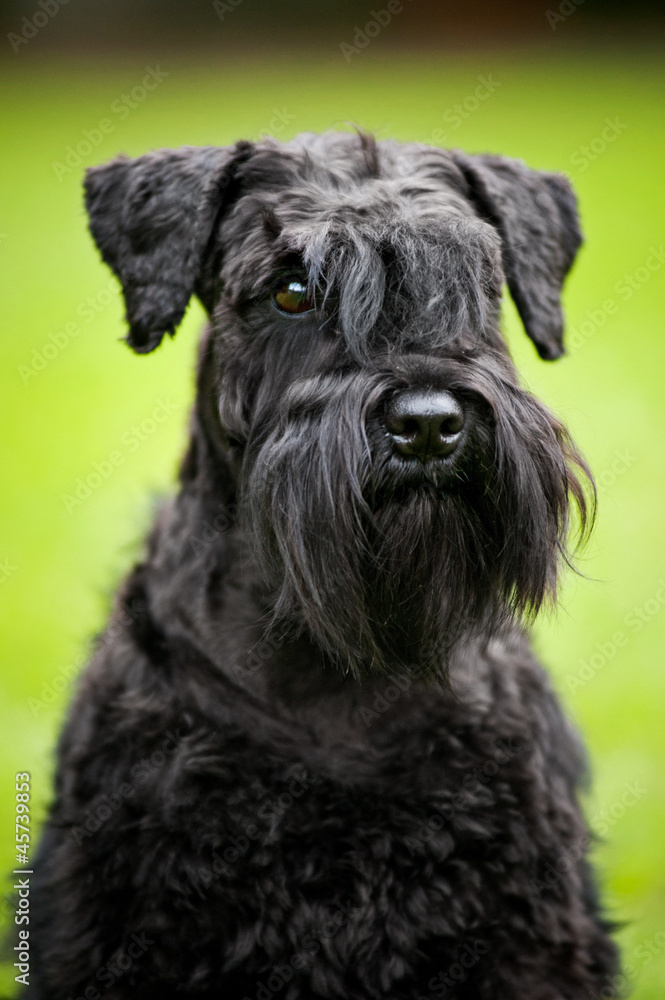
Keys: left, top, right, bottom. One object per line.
{"left": 132, "top": 698, "right": 525, "bottom": 985}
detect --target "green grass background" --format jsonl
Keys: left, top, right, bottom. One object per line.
{"left": 1, "top": 47, "right": 664, "bottom": 996}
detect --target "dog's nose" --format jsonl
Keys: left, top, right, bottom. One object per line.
{"left": 385, "top": 390, "right": 465, "bottom": 460}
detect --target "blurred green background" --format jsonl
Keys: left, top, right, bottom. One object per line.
{"left": 1, "top": 1, "right": 664, "bottom": 995}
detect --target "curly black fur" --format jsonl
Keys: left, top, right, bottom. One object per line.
{"left": 23, "top": 131, "right": 619, "bottom": 1000}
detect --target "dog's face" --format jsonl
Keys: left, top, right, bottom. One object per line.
{"left": 84, "top": 131, "right": 592, "bottom": 676}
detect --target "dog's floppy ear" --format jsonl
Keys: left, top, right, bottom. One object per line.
{"left": 451, "top": 151, "right": 582, "bottom": 360}
{"left": 84, "top": 143, "right": 251, "bottom": 354}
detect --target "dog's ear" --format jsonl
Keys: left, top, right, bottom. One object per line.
{"left": 451, "top": 151, "right": 582, "bottom": 360}
{"left": 84, "top": 143, "right": 251, "bottom": 354}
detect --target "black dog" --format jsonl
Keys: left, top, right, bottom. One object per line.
{"left": 27, "top": 131, "right": 619, "bottom": 999}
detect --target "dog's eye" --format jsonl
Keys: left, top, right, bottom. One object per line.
{"left": 271, "top": 278, "right": 315, "bottom": 315}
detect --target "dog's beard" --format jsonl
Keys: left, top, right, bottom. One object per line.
{"left": 242, "top": 367, "right": 592, "bottom": 679}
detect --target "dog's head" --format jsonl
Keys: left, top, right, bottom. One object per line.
{"left": 85, "top": 131, "right": 592, "bottom": 677}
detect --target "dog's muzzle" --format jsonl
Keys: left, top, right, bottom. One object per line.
{"left": 384, "top": 389, "right": 465, "bottom": 461}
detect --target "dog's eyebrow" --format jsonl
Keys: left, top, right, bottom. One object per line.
{"left": 260, "top": 205, "right": 283, "bottom": 239}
